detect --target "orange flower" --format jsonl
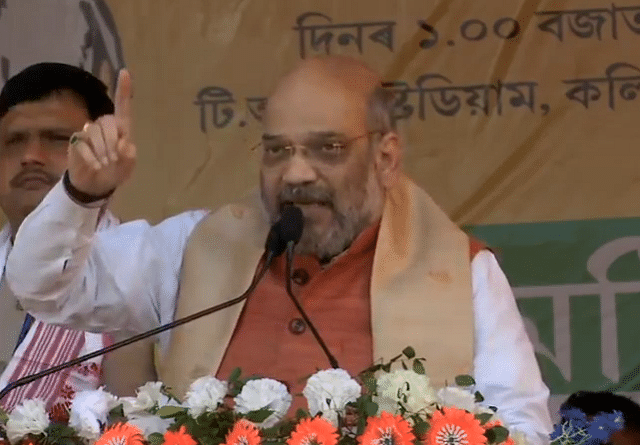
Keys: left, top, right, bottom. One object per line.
{"left": 287, "top": 417, "right": 338, "bottom": 445}
{"left": 358, "top": 412, "right": 415, "bottom": 445}
{"left": 95, "top": 423, "right": 145, "bottom": 445}
{"left": 165, "top": 426, "right": 198, "bottom": 445}
{"left": 224, "top": 419, "right": 261, "bottom": 445}
{"left": 426, "top": 407, "right": 487, "bottom": 445}
{"left": 483, "top": 420, "right": 514, "bottom": 445}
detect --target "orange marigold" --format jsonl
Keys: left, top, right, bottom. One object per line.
{"left": 165, "top": 425, "right": 198, "bottom": 445}
{"left": 95, "top": 423, "right": 145, "bottom": 445}
{"left": 358, "top": 412, "right": 415, "bottom": 445}
{"left": 426, "top": 407, "right": 487, "bottom": 445}
{"left": 483, "top": 420, "right": 514, "bottom": 445}
{"left": 287, "top": 416, "right": 339, "bottom": 445}
{"left": 224, "top": 419, "right": 261, "bottom": 445}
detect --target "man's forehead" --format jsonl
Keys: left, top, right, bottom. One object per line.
{"left": 10, "top": 91, "right": 87, "bottom": 113}
{"left": 264, "top": 84, "right": 368, "bottom": 136}
{"left": 1, "top": 95, "right": 89, "bottom": 131}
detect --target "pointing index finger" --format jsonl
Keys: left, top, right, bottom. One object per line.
{"left": 114, "top": 69, "right": 132, "bottom": 137}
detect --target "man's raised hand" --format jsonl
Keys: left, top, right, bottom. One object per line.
{"left": 68, "top": 69, "right": 136, "bottom": 197}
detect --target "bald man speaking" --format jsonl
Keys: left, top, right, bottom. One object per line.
{"left": 6, "top": 56, "right": 552, "bottom": 444}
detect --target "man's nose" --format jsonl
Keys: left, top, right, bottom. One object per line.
{"left": 282, "top": 151, "right": 318, "bottom": 185}
{"left": 21, "top": 137, "right": 46, "bottom": 165}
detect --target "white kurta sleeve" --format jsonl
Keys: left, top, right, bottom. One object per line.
{"left": 5, "top": 180, "right": 207, "bottom": 341}
{"left": 471, "top": 250, "right": 553, "bottom": 445}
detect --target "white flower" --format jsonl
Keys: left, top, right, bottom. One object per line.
{"left": 375, "top": 370, "right": 437, "bottom": 415}
{"left": 68, "top": 387, "right": 119, "bottom": 441}
{"left": 185, "top": 376, "right": 228, "bottom": 417}
{"left": 234, "top": 378, "right": 292, "bottom": 428}
{"left": 121, "top": 381, "right": 170, "bottom": 416}
{"left": 127, "top": 414, "right": 173, "bottom": 435}
{"left": 6, "top": 399, "right": 49, "bottom": 443}
{"left": 436, "top": 386, "right": 477, "bottom": 412}
{"left": 303, "top": 369, "right": 361, "bottom": 426}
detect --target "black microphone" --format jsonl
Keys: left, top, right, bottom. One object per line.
{"left": 0, "top": 214, "right": 295, "bottom": 403}
{"left": 280, "top": 205, "right": 340, "bottom": 369}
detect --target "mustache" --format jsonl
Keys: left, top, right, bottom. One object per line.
{"left": 10, "top": 167, "right": 59, "bottom": 188}
{"left": 277, "top": 185, "right": 334, "bottom": 209}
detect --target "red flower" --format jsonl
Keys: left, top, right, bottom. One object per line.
{"left": 224, "top": 419, "right": 261, "bottom": 445}
{"left": 426, "top": 407, "right": 487, "bottom": 445}
{"left": 95, "top": 423, "right": 145, "bottom": 445}
{"left": 358, "top": 412, "right": 415, "bottom": 445}
{"left": 165, "top": 426, "right": 198, "bottom": 445}
{"left": 287, "top": 417, "right": 338, "bottom": 445}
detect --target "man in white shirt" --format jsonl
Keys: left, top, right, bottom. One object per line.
{"left": 0, "top": 63, "right": 153, "bottom": 414}
{"left": 6, "top": 56, "right": 552, "bottom": 443}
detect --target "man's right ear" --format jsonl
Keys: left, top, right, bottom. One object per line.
{"left": 375, "top": 131, "right": 403, "bottom": 190}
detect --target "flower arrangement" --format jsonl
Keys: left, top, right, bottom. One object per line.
{"left": 0, "top": 347, "right": 528, "bottom": 445}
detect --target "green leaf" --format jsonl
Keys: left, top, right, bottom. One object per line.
{"left": 474, "top": 391, "right": 485, "bottom": 403}
{"left": 475, "top": 413, "right": 493, "bottom": 425}
{"left": 228, "top": 367, "right": 242, "bottom": 383}
{"left": 148, "top": 432, "right": 165, "bottom": 445}
{"left": 0, "top": 407, "right": 8, "bottom": 424}
{"left": 46, "top": 424, "right": 77, "bottom": 439}
{"left": 381, "top": 363, "right": 392, "bottom": 373}
{"left": 454, "top": 375, "right": 476, "bottom": 387}
{"left": 338, "top": 435, "right": 358, "bottom": 445}
{"left": 412, "top": 359, "right": 426, "bottom": 375}
{"left": 364, "top": 400, "right": 379, "bottom": 417}
{"left": 156, "top": 405, "right": 188, "bottom": 418}
{"left": 485, "top": 426, "right": 509, "bottom": 444}
{"left": 200, "top": 436, "right": 217, "bottom": 445}
{"left": 362, "top": 375, "right": 377, "bottom": 394}
{"left": 245, "top": 408, "right": 274, "bottom": 423}
{"left": 108, "top": 403, "right": 125, "bottom": 420}
{"left": 412, "top": 419, "right": 430, "bottom": 438}
{"left": 357, "top": 415, "right": 367, "bottom": 435}
{"left": 402, "top": 346, "right": 416, "bottom": 359}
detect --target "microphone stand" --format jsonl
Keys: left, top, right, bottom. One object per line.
{"left": 284, "top": 241, "right": 339, "bottom": 369}
{"left": 0, "top": 250, "right": 276, "bottom": 403}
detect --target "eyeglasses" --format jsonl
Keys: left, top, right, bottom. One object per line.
{"left": 253, "top": 131, "right": 383, "bottom": 167}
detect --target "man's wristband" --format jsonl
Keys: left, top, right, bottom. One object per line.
{"left": 62, "top": 171, "right": 115, "bottom": 205}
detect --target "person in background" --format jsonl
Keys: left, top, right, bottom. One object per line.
{"left": 0, "top": 63, "right": 154, "bottom": 417}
